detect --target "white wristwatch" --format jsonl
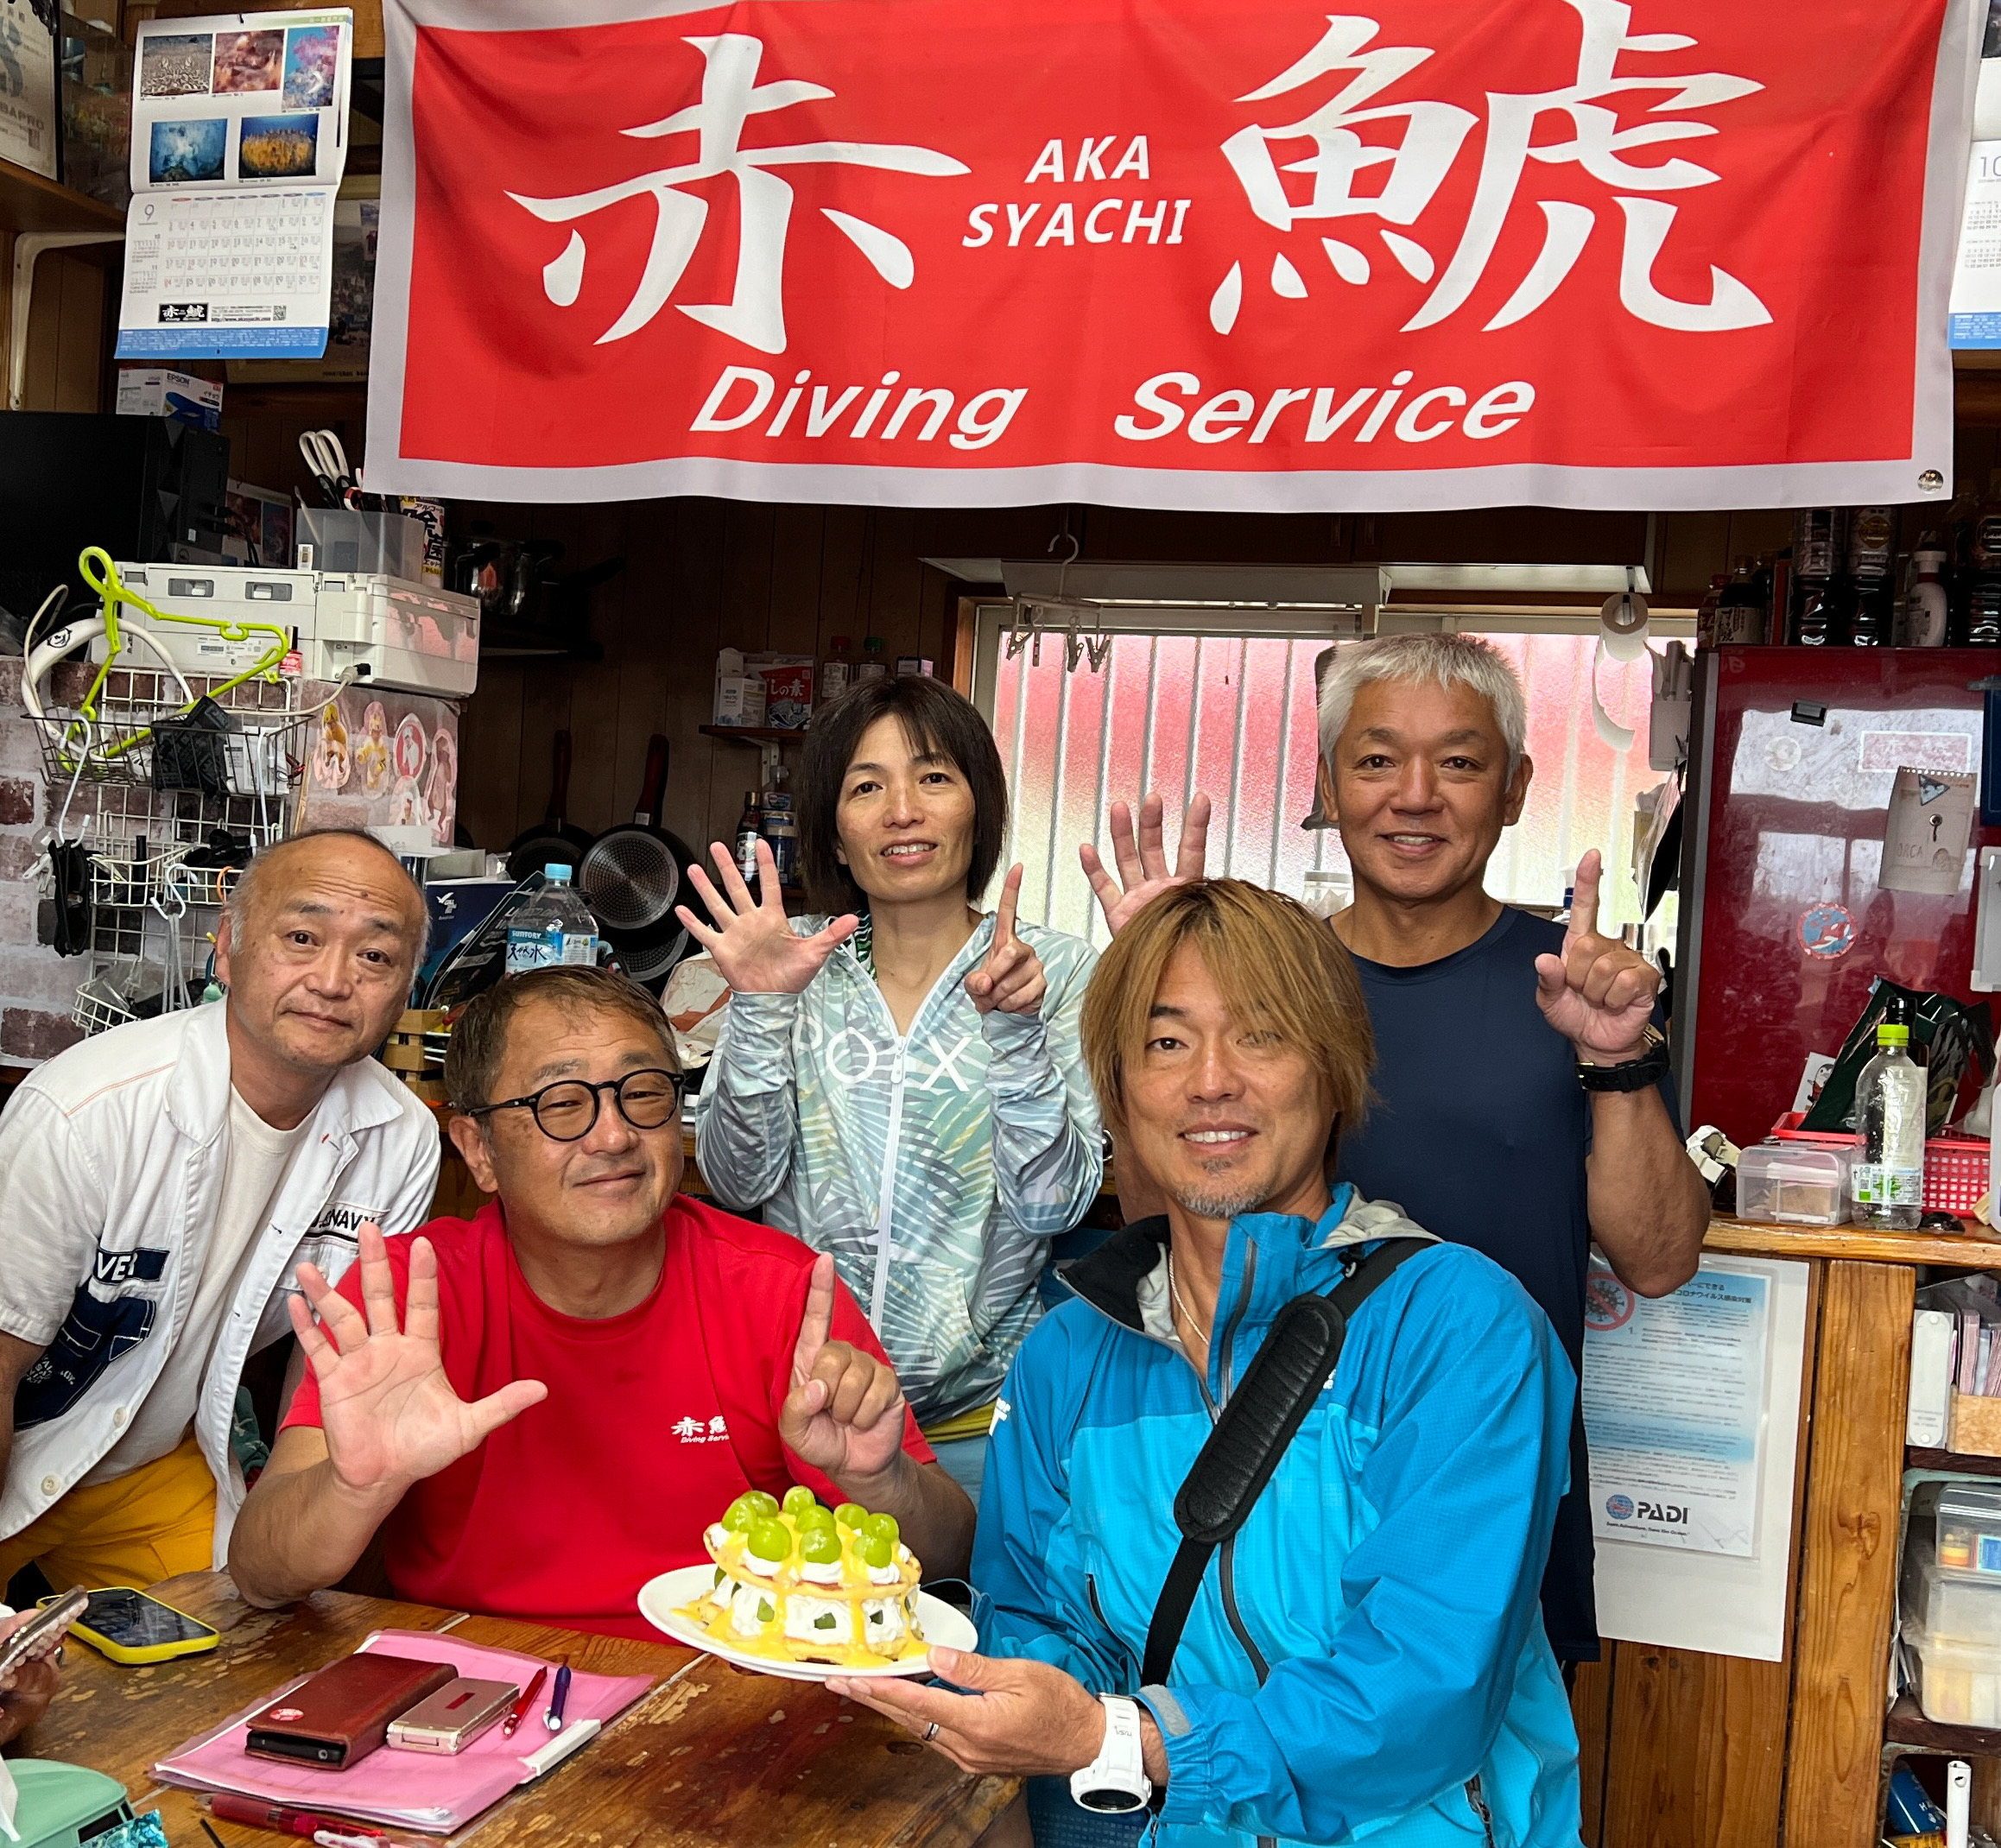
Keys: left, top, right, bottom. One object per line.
{"left": 1071, "top": 1694, "right": 1153, "bottom": 1813}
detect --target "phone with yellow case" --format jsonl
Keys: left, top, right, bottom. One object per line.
{"left": 45, "top": 1586, "right": 219, "bottom": 1664}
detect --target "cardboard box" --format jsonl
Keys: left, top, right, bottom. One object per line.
{"left": 115, "top": 367, "right": 222, "bottom": 432}
{"left": 714, "top": 675, "right": 767, "bottom": 726}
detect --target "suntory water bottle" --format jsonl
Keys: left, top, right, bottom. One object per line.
{"left": 1848, "top": 997, "right": 1927, "bottom": 1231}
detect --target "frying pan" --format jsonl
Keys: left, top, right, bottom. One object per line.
{"left": 506, "top": 731, "right": 595, "bottom": 884}
{"left": 579, "top": 735, "right": 696, "bottom": 982}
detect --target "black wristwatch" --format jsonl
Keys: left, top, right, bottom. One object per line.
{"left": 1577, "top": 1024, "right": 1669, "bottom": 1092}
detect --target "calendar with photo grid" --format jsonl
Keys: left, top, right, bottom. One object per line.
{"left": 117, "top": 8, "right": 351, "bottom": 360}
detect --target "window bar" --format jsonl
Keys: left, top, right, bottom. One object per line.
{"left": 1553, "top": 640, "right": 1586, "bottom": 908}
{"left": 1267, "top": 638, "right": 1296, "bottom": 894}
{"left": 1181, "top": 640, "right": 1205, "bottom": 820}
{"left": 1044, "top": 644, "right": 1077, "bottom": 927}
{"left": 1004, "top": 642, "right": 1030, "bottom": 877}
{"left": 1138, "top": 635, "right": 1162, "bottom": 800}
{"left": 1086, "top": 640, "right": 1118, "bottom": 947}
{"left": 1223, "top": 635, "right": 1251, "bottom": 877}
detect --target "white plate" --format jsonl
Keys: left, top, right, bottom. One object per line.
{"left": 637, "top": 1565, "right": 975, "bottom": 1681}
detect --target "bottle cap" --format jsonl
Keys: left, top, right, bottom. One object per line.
{"left": 863, "top": 636, "right": 885, "bottom": 652}
{"left": 544, "top": 864, "right": 571, "bottom": 882}
{"left": 1878, "top": 1022, "right": 1910, "bottom": 1047}
{"left": 830, "top": 635, "right": 851, "bottom": 650}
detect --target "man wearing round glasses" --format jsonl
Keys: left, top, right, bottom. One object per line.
{"left": 227, "top": 967, "right": 974, "bottom": 1633}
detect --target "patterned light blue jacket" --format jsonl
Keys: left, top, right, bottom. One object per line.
{"left": 694, "top": 914, "right": 1102, "bottom": 1424}
{"left": 976, "top": 1190, "right": 1583, "bottom": 1848}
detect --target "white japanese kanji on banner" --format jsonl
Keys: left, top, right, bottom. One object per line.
{"left": 366, "top": 0, "right": 1983, "bottom": 511}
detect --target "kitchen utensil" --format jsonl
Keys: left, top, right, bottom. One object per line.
{"left": 505, "top": 731, "right": 594, "bottom": 884}
{"left": 578, "top": 737, "right": 694, "bottom": 977}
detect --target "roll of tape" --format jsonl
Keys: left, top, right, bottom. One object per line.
{"left": 1599, "top": 589, "right": 1650, "bottom": 662}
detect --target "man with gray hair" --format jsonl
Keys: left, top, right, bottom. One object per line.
{"left": 1084, "top": 632, "right": 1707, "bottom": 1670}
{"left": 0, "top": 829, "right": 437, "bottom": 1593}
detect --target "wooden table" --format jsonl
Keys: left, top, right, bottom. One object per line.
{"left": 18, "top": 1573, "right": 1016, "bottom": 1848}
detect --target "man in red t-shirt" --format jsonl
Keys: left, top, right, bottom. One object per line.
{"left": 227, "top": 966, "right": 973, "bottom": 1639}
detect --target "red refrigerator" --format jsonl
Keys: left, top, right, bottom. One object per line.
{"left": 1675, "top": 646, "right": 1998, "bottom": 1149}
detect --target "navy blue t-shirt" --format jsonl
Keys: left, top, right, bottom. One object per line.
{"left": 1334, "top": 905, "right": 1676, "bottom": 1664}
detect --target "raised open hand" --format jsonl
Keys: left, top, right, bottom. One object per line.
{"left": 1533, "top": 849, "right": 1662, "bottom": 1060}
{"left": 778, "top": 1252, "right": 909, "bottom": 1484}
{"left": 676, "top": 840, "right": 858, "bottom": 995}
{"left": 966, "top": 864, "right": 1045, "bottom": 1017}
{"left": 1080, "top": 793, "right": 1211, "bottom": 936}
{"left": 289, "top": 1225, "right": 548, "bottom": 1502}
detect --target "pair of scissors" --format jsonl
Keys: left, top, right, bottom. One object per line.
{"left": 298, "top": 428, "right": 356, "bottom": 507}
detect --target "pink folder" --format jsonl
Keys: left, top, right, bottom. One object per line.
{"left": 152, "top": 1629, "right": 655, "bottom": 1832}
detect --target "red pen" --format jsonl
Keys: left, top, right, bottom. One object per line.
{"left": 209, "top": 1795, "right": 384, "bottom": 1839}
{"left": 501, "top": 1667, "right": 548, "bottom": 1739}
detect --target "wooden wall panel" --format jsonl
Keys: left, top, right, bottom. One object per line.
{"left": 1572, "top": 1650, "right": 1613, "bottom": 1848}
{"left": 1601, "top": 1648, "right": 1790, "bottom": 1848}
{"left": 1782, "top": 1259, "right": 1916, "bottom": 1848}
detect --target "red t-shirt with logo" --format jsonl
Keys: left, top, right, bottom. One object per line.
{"left": 279, "top": 1195, "right": 934, "bottom": 1638}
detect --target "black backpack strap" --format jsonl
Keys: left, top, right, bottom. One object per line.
{"left": 1139, "top": 1237, "right": 1430, "bottom": 1690}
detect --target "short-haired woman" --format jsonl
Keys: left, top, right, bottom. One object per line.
{"left": 681, "top": 676, "right": 1103, "bottom": 1501}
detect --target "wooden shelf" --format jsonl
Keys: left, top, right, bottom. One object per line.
{"left": 1705, "top": 1215, "right": 2001, "bottom": 1269}
{"left": 1884, "top": 1692, "right": 2001, "bottom": 1757}
{"left": 699, "top": 725, "right": 812, "bottom": 745}
{"left": 1908, "top": 1448, "right": 2001, "bottom": 1478}
{"left": 0, "top": 157, "right": 123, "bottom": 237}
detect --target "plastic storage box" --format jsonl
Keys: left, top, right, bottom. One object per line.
{"left": 1903, "top": 1622, "right": 2001, "bottom": 1725}
{"left": 1735, "top": 1141, "right": 1852, "bottom": 1226}
{"left": 1935, "top": 1483, "right": 2001, "bottom": 1577}
{"left": 1905, "top": 1551, "right": 2001, "bottom": 1645}
{"left": 297, "top": 507, "right": 429, "bottom": 581}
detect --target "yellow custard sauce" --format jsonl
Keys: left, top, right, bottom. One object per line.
{"left": 678, "top": 1490, "right": 929, "bottom": 1668}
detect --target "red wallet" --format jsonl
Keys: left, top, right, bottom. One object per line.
{"left": 245, "top": 1653, "right": 457, "bottom": 1770}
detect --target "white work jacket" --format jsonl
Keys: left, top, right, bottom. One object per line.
{"left": 0, "top": 1000, "right": 439, "bottom": 1561}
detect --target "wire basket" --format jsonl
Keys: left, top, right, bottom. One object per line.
{"left": 71, "top": 958, "right": 172, "bottom": 1037}
{"left": 31, "top": 683, "right": 313, "bottom": 799}
{"left": 87, "top": 839, "right": 192, "bottom": 909}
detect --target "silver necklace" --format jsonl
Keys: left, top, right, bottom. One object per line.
{"left": 1167, "top": 1250, "right": 1211, "bottom": 1352}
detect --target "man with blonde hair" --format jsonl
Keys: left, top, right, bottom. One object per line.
{"left": 833, "top": 880, "right": 1581, "bottom": 1848}
{"left": 1086, "top": 633, "right": 1708, "bottom": 1672}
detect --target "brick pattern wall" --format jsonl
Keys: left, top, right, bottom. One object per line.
{"left": 0, "top": 659, "right": 85, "bottom": 1066}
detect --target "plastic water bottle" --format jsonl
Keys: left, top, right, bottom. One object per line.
{"left": 506, "top": 865, "right": 598, "bottom": 974}
{"left": 1849, "top": 996, "right": 1927, "bottom": 1230}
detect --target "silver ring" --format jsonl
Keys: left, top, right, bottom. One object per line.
{"left": 922, "top": 1721, "right": 940, "bottom": 1743}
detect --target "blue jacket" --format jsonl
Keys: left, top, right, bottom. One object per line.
{"left": 973, "top": 1189, "right": 1583, "bottom": 1848}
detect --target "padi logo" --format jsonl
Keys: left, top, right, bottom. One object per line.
{"left": 1607, "top": 1494, "right": 1688, "bottom": 1526}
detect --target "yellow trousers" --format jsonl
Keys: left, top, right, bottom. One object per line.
{"left": 0, "top": 1434, "right": 214, "bottom": 1592}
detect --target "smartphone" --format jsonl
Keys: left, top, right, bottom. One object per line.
{"left": 0, "top": 1586, "right": 87, "bottom": 1678}
{"left": 384, "top": 1677, "right": 519, "bottom": 1755}
{"left": 57, "top": 1587, "right": 220, "bottom": 1665}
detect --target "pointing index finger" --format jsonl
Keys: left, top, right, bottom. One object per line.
{"left": 1570, "top": 849, "right": 1603, "bottom": 940}
{"left": 791, "top": 1250, "right": 837, "bottom": 1385}
{"left": 993, "top": 864, "right": 1022, "bottom": 950}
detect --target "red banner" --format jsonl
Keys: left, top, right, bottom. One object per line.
{"left": 367, "top": 0, "right": 1980, "bottom": 510}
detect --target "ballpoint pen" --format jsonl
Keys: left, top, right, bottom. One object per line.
{"left": 544, "top": 1658, "right": 572, "bottom": 1733}
{"left": 502, "top": 1665, "right": 548, "bottom": 1738}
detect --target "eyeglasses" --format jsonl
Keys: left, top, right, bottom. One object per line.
{"left": 465, "top": 1068, "right": 685, "bottom": 1142}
